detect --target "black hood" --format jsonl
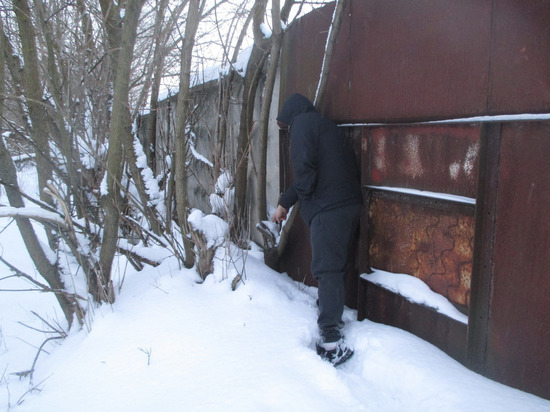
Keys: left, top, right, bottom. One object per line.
{"left": 276, "top": 93, "right": 316, "bottom": 126}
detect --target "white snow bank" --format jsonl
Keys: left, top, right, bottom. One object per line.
{"left": 5, "top": 247, "right": 548, "bottom": 412}
{"left": 2, "top": 166, "right": 549, "bottom": 411}
{"left": 362, "top": 268, "right": 468, "bottom": 324}
{"left": 188, "top": 208, "right": 229, "bottom": 248}
{"left": 209, "top": 170, "right": 234, "bottom": 220}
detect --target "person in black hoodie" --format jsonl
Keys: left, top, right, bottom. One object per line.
{"left": 272, "top": 93, "right": 362, "bottom": 366}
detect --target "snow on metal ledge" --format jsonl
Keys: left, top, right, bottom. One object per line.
{"left": 366, "top": 185, "right": 476, "bottom": 205}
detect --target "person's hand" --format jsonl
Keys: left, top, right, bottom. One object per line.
{"left": 272, "top": 205, "right": 288, "bottom": 223}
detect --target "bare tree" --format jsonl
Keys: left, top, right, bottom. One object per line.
{"left": 99, "top": 0, "right": 146, "bottom": 302}
{"left": 214, "top": 2, "right": 254, "bottom": 181}
{"left": 256, "top": 0, "right": 295, "bottom": 222}
{"left": 11, "top": 0, "right": 57, "bottom": 245}
{"left": 1, "top": 0, "right": 235, "bottom": 313}
{"left": 0, "top": 0, "right": 336, "bottom": 326}
{"left": 0, "top": 0, "right": 90, "bottom": 326}
{"left": 174, "top": 0, "right": 205, "bottom": 268}
{"left": 144, "top": 0, "right": 172, "bottom": 174}
{"left": 232, "top": 0, "right": 269, "bottom": 243}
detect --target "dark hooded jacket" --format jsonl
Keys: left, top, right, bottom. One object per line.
{"left": 277, "top": 94, "right": 362, "bottom": 225}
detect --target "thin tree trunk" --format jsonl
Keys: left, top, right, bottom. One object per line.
{"left": 0, "top": 32, "right": 81, "bottom": 326}
{"left": 215, "top": 9, "right": 254, "bottom": 180}
{"left": 99, "top": 0, "right": 122, "bottom": 79}
{"left": 174, "top": 0, "right": 203, "bottom": 268}
{"left": 256, "top": 0, "right": 296, "bottom": 222}
{"left": 142, "top": 0, "right": 187, "bottom": 173}
{"left": 12, "top": 0, "right": 57, "bottom": 248}
{"left": 123, "top": 120, "right": 163, "bottom": 236}
{"left": 123, "top": 0, "right": 184, "bottom": 237}
{"left": 99, "top": 0, "right": 145, "bottom": 302}
{"left": 232, "top": 0, "right": 269, "bottom": 242}
{"left": 142, "top": 0, "right": 189, "bottom": 180}
{"left": 0, "top": 141, "right": 83, "bottom": 327}
{"left": 35, "top": 0, "right": 88, "bottom": 219}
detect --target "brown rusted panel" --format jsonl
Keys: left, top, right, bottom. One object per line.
{"left": 318, "top": 2, "right": 352, "bottom": 120}
{"left": 360, "top": 278, "right": 468, "bottom": 364}
{"left": 281, "top": 0, "right": 550, "bottom": 123}
{"left": 467, "top": 123, "right": 501, "bottom": 373}
{"left": 279, "top": 4, "right": 334, "bottom": 104}
{"left": 344, "top": 127, "right": 364, "bottom": 309}
{"left": 485, "top": 122, "right": 550, "bottom": 399}
{"left": 348, "top": 0, "right": 492, "bottom": 122}
{"left": 366, "top": 125, "right": 481, "bottom": 198}
{"left": 488, "top": 0, "right": 550, "bottom": 114}
{"left": 368, "top": 192, "right": 475, "bottom": 310}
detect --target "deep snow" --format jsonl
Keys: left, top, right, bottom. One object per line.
{"left": 1, "top": 166, "right": 550, "bottom": 411}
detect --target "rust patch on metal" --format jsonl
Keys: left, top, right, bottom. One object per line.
{"left": 366, "top": 125, "right": 480, "bottom": 198}
{"left": 368, "top": 194, "right": 474, "bottom": 309}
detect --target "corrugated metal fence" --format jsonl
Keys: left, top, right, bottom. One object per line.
{"left": 278, "top": 0, "right": 550, "bottom": 399}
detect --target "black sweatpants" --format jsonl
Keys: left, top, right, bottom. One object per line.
{"left": 309, "top": 203, "right": 361, "bottom": 343}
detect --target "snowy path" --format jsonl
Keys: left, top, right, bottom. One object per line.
{"left": 1, "top": 220, "right": 549, "bottom": 411}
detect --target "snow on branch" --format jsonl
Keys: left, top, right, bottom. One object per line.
{"left": 0, "top": 206, "right": 67, "bottom": 228}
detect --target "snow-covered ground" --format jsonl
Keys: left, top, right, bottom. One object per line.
{"left": 1, "top": 166, "right": 549, "bottom": 411}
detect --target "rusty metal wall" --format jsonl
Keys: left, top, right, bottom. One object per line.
{"left": 482, "top": 122, "right": 550, "bottom": 398}
{"left": 489, "top": 0, "right": 550, "bottom": 113}
{"left": 361, "top": 124, "right": 479, "bottom": 309}
{"left": 359, "top": 280, "right": 468, "bottom": 364}
{"left": 281, "top": 0, "right": 550, "bottom": 122}
{"left": 341, "top": 0, "right": 492, "bottom": 122}
{"left": 278, "top": 0, "right": 550, "bottom": 399}
{"left": 365, "top": 125, "right": 480, "bottom": 197}
{"left": 279, "top": 4, "right": 334, "bottom": 105}
{"left": 367, "top": 193, "right": 475, "bottom": 309}
{"left": 359, "top": 121, "right": 550, "bottom": 399}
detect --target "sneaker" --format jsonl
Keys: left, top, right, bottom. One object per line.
{"left": 315, "top": 339, "right": 354, "bottom": 366}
